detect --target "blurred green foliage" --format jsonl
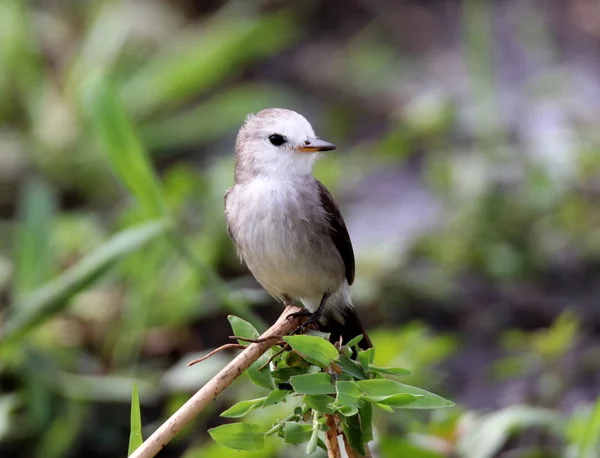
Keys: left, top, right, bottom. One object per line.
{"left": 1, "top": 0, "right": 600, "bottom": 457}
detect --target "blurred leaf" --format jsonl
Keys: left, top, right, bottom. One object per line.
{"left": 283, "top": 422, "right": 312, "bottom": 445}
{"left": 220, "top": 397, "right": 267, "bottom": 419}
{"left": 284, "top": 335, "right": 339, "bottom": 368}
{"left": 338, "top": 406, "right": 359, "bottom": 417}
{"left": 128, "top": 382, "right": 143, "bottom": 456}
{"left": 163, "top": 351, "right": 228, "bottom": 392}
{"left": 121, "top": 9, "right": 301, "bottom": 117}
{"left": 290, "top": 373, "right": 335, "bottom": 395}
{"left": 13, "top": 178, "right": 56, "bottom": 300}
{"left": 208, "top": 423, "right": 264, "bottom": 452}
{"left": 336, "top": 381, "right": 363, "bottom": 408}
{"left": 573, "top": 397, "right": 600, "bottom": 458}
{"left": 263, "top": 389, "right": 289, "bottom": 407}
{"left": 141, "top": 84, "right": 297, "bottom": 151}
{"left": 457, "top": 405, "right": 562, "bottom": 458}
{"left": 0, "top": 395, "right": 18, "bottom": 441}
{"left": 356, "top": 380, "right": 453, "bottom": 409}
{"left": 3, "top": 220, "right": 168, "bottom": 343}
{"left": 369, "top": 365, "right": 412, "bottom": 377}
{"left": 341, "top": 414, "right": 366, "bottom": 456}
{"left": 303, "top": 395, "right": 335, "bottom": 414}
{"left": 82, "top": 74, "right": 166, "bottom": 219}
{"left": 345, "top": 334, "right": 364, "bottom": 349}
{"left": 228, "top": 315, "right": 274, "bottom": 390}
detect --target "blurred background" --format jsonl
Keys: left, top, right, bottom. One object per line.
{"left": 1, "top": 0, "right": 600, "bottom": 457}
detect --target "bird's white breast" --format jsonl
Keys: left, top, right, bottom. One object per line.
{"left": 225, "top": 177, "right": 344, "bottom": 302}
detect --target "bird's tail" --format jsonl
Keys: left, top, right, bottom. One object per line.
{"left": 321, "top": 305, "right": 372, "bottom": 351}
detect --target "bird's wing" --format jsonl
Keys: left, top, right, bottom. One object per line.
{"left": 316, "top": 180, "right": 355, "bottom": 285}
{"left": 223, "top": 187, "right": 237, "bottom": 246}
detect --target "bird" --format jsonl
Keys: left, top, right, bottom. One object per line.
{"left": 224, "top": 108, "right": 372, "bottom": 350}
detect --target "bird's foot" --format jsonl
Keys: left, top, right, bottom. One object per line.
{"left": 289, "top": 310, "right": 322, "bottom": 336}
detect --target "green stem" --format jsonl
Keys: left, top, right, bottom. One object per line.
{"left": 264, "top": 413, "right": 299, "bottom": 437}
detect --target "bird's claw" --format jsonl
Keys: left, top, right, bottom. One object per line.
{"left": 291, "top": 311, "right": 321, "bottom": 336}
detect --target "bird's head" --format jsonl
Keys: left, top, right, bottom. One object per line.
{"left": 234, "top": 108, "right": 336, "bottom": 180}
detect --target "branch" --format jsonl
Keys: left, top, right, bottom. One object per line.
{"left": 324, "top": 414, "right": 342, "bottom": 458}
{"left": 129, "top": 305, "right": 306, "bottom": 458}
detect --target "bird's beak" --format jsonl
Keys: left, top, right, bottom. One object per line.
{"left": 296, "top": 137, "right": 336, "bottom": 153}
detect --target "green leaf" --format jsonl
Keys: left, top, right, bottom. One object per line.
{"left": 290, "top": 373, "right": 334, "bottom": 395}
{"left": 263, "top": 389, "right": 289, "bottom": 407}
{"left": 374, "top": 403, "right": 394, "bottom": 413}
{"left": 337, "top": 406, "right": 359, "bottom": 417}
{"left": 228, "top": 316, "right": 274, "bottom": 390}
{"left": 359, "top": 403, "right": 373, "bottom": 443}
{"left": 356, "top": 380, "right": 454, "bottom": 409}
{"left": 369, "top": 366, "right": 413, "bottom": 377}
{"left": 358, "top": 348, "right": 375, "bottom": 370}
{"left": 3, "top": 220, "right": 168, "bottom": 343}
{"left": 13, "top": 178, "right": 56, "bottom": 300}
{"left": 283, "top": 335, "right": 339, "bottom": 368}
{"left": 271, "top": 367, "right": 310, "bottom": 382}
{"left": 283, "top": 422, "right": 312, "bottom": 444}
{"left": 341, "top": 414, "right": 366, "bottom": 455}
{"left": 303, "top": 395, "right": 335, "bottom": 414}
{"left": 220, "top": 397, "right": 267, "bottom": 418}
{"left": 339, "top": 355, "right": 367, "bottom": 380}
{"left": 82, "top": 73, "right": 166, "bottom": 219}
{"left": 208, "top": 423, "right": 264, "bottom": 451}
{"left": 575, "top": 397, "right": 600, "bottom": 458}
{"left": 336, "top": 381, "right": 363, "bottom": 408}
{"left": 127, "top": 382, "right": 143, "bottom": 456}
{"left": 345, "top": 334, "right": 364, "bottom": 349}
{"left": 361, "top": 394, "right": 420, "bottom": 408}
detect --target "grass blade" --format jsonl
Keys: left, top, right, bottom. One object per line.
{"left": 2, "top": 220, "right": 168, "bottom": 343}
{"left": 82, "top": 73, "right": 166, "bottom": 219}
{"left": 128, "top": 382, "right": 143, "bottom": 455}
{"left": 13, "top": 178, "right": 56, "bottom": 300}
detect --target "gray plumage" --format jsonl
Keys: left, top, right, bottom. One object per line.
{"left": 224, "top": 108, "right": 371, "bottom": 348}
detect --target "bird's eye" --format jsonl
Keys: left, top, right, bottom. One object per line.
{"left": 268, "top": 134, "right": 286, "bottom": 146}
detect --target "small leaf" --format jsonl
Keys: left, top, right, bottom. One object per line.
{"left": 290, "top": 373, "right": 334, "bottom": 395}
{"left": 339, "top": 355, "right": 367, "bottom": 380}
{"left": 228, "top": 315, "right": 260, "bottom": 344}
{"left": 208, "top": 423, "right": 264, "bottom": 451}
{"left": 228, "top": 316, "right": 274, "bottom": 390}
{"left": 284, "top": 335, "right": 339, "bottom": 368}
{"left": 220, "top": 397, "right": 267, "bottom": 418}
{"left": 374, "top": 403, "right": 394, "bottom": 413}
{"left": 359, "top": 403, "right": 373, "bottom": 443}
{"left": 341, "top": 414, "right": 366, "bottom": 455}
{"left": 336, "top": 381, "right": 363, "bottom": 408}
{"left": 358, "top": 348, "right": 375, "bottom": 370}
{"left": 345, "top": 334, "right": 364, "bottom": 349}
{"left": 263, "top": 389, "right": 289, "bottom": 407}
{"left": 337, "top": 406, "right": 359, "bottom": 417}
{"left": 361, "top": 394, "right": 420, "bottom": 408}
{"left": 357, "top": 380, "right": 453, "bottom": 409}
{"left": 271, "top": 367, "right": 309, "bottom": 381}
{"left": 127, "top": 382, "right": 143, "bottom": 456}
{"left": 303, "top": 395, "right": 335, "bottom": 414}
{"left": 369, "top": 366, "right": 413, "bottom": 377}
{"left": 283, "top": 422, "right": 312, "bottom": 444}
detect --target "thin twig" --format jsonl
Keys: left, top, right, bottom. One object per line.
{"left": 186, "top": 344, "right": 246, "bottom": 367}
{"left": 258, "top": 344, "right": 289, "bottom": 371}
{"left": 324, "top": 414, "right": 342, "bottom": 458}
{"left": 129, "top": 305, "right": 307, "bottom": 458}
{"left": 229, "top": 335, "right": 284, "bottom": 344}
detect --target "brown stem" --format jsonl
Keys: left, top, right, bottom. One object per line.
{"left": 186, "top": 344, "right": 246, "bottom": 366}
{"left": 228, "top": 335, "right": 284, "bottom": 344}
{"left": 324, "top": 414, "right": 342, "bottom": 458}
{"left": 342, "top": 432, "right": 371, "bottom": 458}
{"left": 129, "top": 305, "right": 307, "bottom": 458}
{"left": 258, "top": 344, "right": 288, "bottom": 371}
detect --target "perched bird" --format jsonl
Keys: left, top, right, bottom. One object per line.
{"left": 224, "top": 108, "right": 372, "bottom": 350}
